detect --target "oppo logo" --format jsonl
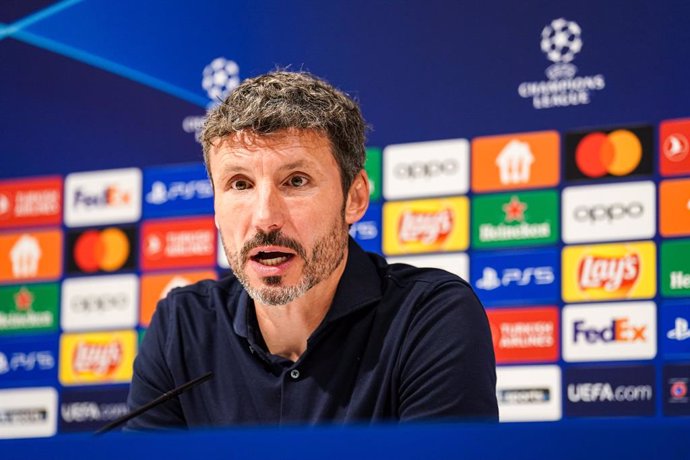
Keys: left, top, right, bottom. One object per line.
{"left": 393, "top": 159, "right": 458, "bottom": 179}
{"left": 574, "top": 202, "right": 644, "bottom": 223}
{"left": 70, "top": 293, "right": 129, "bottom": 313}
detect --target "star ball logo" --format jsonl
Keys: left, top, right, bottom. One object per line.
{"left": 182, "top": 57, "right": 241, "bottom": 141}
{"left": 66, "top": 226, "right": 136, "bottom": 275}
{"left": 518, "top": 18, "right": 606, "bottom": 109}
{"left": 565, "top": 126, "right": 654, "bottom": 181}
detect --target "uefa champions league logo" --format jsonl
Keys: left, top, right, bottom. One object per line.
{"left": 201, "top": 57, "right": 240, "bottom": 102}
{"left": 540, "top": 18, "right": 582, "bottom": 80}
{"left": 182, "top": 57, "right": 241, "bottom": 141}
{"left": 517, "top": 18, "right": 605, "bottom": 109}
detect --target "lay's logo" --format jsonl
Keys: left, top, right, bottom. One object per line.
{"left": 59, "top": 331, "right": 135, "bottom": 385}
{"left": 398, "top": 209, "right": 453, "bottom": 245}
{"left": 383, "top": 197, "right": 468, "bottom": 255}
{"left": 72, "top": 340, "right": 122, "bottom": 376}
{"left": 562, "top": 242, "right": 655, "bottom": 302}
{"left": 578, "top": 254, "right": 639, "bottom": 293}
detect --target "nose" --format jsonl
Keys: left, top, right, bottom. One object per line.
{"left": 251, "top": 182, "right": 287, "bottom": 232}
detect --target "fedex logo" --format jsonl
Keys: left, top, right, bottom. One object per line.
{"left": 65, "top": 168, "right": 141, "bottom": 227}
{"left": 471, "top": 248, "right": 559, "bottom": 306}
{"left": 573, "top": 318, "right": 647, "bottom": 343}
{"left": 563, "top": 301, "right": 656, "bottom": 362}
{"left": 73, "top": 185, "right": 131, "bottom": 208}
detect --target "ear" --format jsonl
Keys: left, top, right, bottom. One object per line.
{"left": 344, "top": 170, "right": 370, "bottom": 225}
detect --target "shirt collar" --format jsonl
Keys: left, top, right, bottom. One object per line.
{"left": 231, "top": 237, "right": 382, "bottom": 338}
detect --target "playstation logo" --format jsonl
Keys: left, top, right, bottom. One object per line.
{"left": 667, "top": 317, "right": 690, "bottom": 341}
{"left": 476, "top": 267, "right": 501, "bottom": 291}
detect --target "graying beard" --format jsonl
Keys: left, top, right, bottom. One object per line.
{"left": 223, "top": 221, "right": 347, "bottom": 307}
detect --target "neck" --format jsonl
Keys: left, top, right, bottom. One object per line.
{"left": 254, "top": 247, "right": 348, "bottom": 362}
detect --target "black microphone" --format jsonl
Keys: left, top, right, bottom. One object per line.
{"left": 94, "top": 371, "right": 214, "bottom": 435}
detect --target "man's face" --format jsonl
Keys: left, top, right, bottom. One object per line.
{"left": 210, "top": 129, "right": 355, "bottom": 306}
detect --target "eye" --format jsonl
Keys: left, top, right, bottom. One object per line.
{"left": 230, "top": 179, "right": 251, "bottom": 190}
{"left": 287, "top": 175, "right": 308, "bottom": 187}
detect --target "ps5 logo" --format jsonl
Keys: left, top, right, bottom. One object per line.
{"left": 145, "top": 180, "right": 213, "bottom": 205}
{"left": 667, "top": 317, "right": 690, "bottom": 341}
{"left": 476, "top": 266, "right": 555, "bottom": 291}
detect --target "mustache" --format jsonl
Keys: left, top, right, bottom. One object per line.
{"left": 240, "top": 229, "right": 307, "bottom": 262}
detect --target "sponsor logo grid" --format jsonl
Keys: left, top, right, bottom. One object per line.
{"left": 1, "top": 116, "right": 690, "bottom": 435}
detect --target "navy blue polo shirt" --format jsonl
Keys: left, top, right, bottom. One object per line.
{"left": 126, "top": 239, "right": 498, "bottom": 429}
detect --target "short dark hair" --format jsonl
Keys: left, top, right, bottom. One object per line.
{"left": 201, "top": 71, "right": 367, "bottom": 195}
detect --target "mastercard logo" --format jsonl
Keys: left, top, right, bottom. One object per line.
{"left": 566, "top": 126, "right": 653, "bottom": 181}
{"left": 68, "top": 226, "right": 136, "bottom": 274}
{"left": 575, "top": 130, "right": 642, "bottom": 178}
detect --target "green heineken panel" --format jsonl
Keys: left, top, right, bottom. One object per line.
{"left": 365, "top": 147, "right": 382, "bottom": 202}
{"left": 661, "top": 239, "right": 690, "bottom": 297}
{"left": 0, "top": 283, "right": 59, "bottom": 335}
{"left": 472, "top": 190, "right": 558, "bottom": 249}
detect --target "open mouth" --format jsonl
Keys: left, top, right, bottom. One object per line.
{"left": 250, "top": 251, "right": 295, "bottom": 266}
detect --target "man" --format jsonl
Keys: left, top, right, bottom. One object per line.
{"left": 127, "top": 71, "right": 497, "bottom": 428}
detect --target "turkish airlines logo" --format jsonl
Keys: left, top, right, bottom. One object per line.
{"left": 66, "top": 226, "right": 136, "bottom": 275}
{"left": 383, "top": 197, "right": 468, "bottom": 255}
{"left": 140, "top": 217, "right": 216, "bottom": 271}
{"left": 0, "top": 177, "right": 62, "bottom": 228}
{"left": 565, "top": 126, "right": 653, "bottom": 181}
{"left": 64, "top": 168, "right": 141, "bottom": 227}
{"left": 562, "top": 302, "right": 656, "bottom": 362}
{"left": 472, "top": 131, "right": 559, "bottom": 192}
{"left": 0, "top": 230, "right": 62, "bottom": 283}
{"left": 487, "top": 307, "right": 559, "bottom": 363}
{"left": 383, "top": 139, "right": 469, "bottom": 200}
{"left": 562, "top": 242, "right": 656, "bottom": 302}
{"left": 660, "top": 118, "right": 690, "bottom": 177}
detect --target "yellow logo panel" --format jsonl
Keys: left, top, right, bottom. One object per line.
{"left": 562, "top": 241, "right": 656, "bottom": 303}
{"left": 383, "top": 197, "right": 468, "bottom": 255}
{"left": 59, "top": 330, "right": 136, "bottom": 385}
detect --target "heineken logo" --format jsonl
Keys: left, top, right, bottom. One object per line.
{"left": 13, "top": 287, "right": 34, "bottom": 311}
{"left": 472, "top": 191, "right": 558, "bottom": 249}
{"left": 661, "top": 240, "right": 690, "bottom": 297}
{"left": 0, "top": 284, "right": 58, "bottom": 333}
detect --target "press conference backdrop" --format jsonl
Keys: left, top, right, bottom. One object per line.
{"left": 0, "top": 0, "right": 689, "bottom": 441}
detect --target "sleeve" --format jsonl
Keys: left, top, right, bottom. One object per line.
{"left": 125, "top": 298, "right": 187, "bottom": 430}
{"left": 396, "top": 281, "right": 498, "bottom": 422}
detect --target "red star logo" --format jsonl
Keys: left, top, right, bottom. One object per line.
{"left": 502, "top": 196, "right": 527, "bottom": 222}
{"left": 13, "top": 287, "right": 34, "bottom": 311}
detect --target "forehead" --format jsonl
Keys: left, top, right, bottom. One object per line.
{"left": 211, "top": 129, "right": 336, "bottom": 167}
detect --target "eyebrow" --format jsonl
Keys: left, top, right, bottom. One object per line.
{"left": 219, "top": 159, "right": 318, "bottom": 177}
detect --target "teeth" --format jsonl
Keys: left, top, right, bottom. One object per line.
{"left": 259, "top": 256, "right": 289, "bottom": 266}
